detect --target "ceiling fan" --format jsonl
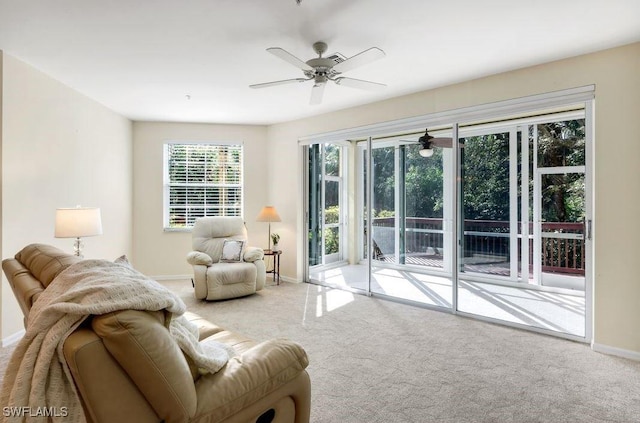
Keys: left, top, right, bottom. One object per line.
{"left": 418, "top": 129, "right": 454, "bottom": 157}
{"left": 250, "top": 41, "right": 386, "bottom": 105}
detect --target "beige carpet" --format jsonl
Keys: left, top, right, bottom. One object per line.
{"left": 2, "top": 279, "right": 640, "bottom": 422}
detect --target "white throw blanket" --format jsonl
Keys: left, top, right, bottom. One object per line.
{"left": 0, "top": 259, "right": 233, "bottom": 423}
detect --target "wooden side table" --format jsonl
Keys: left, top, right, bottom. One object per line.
{"left": 263, "top": 249, "right": 282, "bottom": 285}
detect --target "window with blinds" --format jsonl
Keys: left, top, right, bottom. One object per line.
{"left": 163, "top": 142, "right": 243, "bottom": 229}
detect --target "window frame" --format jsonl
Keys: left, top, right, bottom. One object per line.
{"left": 163, "top": 140, "right": 244, "bottom": 231}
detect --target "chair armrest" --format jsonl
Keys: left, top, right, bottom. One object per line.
{"left": 187, "top": 251, "right": 213, "bottom": 266}
{"left": 243, "top": 246, "right": 264, "bottom": 262}
{"left": 193, "top": 339, "right": 309, "bottom": 421}
{"left": 64, "top": 328, "right": 159, "bottom": 423}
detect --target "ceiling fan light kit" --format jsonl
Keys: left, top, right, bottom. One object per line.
{"left": 419, "top": 147, "right": 435, "bottom": 157}
{"left": 250, "top": 41, "right": 386, "bottom": 105}
{"left": 418, "top": 129, "right": 455, "bottom": 157}
{"left": 419, "top": 130, "right": 435, "bottom": 157}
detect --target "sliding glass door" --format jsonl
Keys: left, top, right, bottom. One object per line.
{"left": 303, "top": 95, "right": 592, "bottom": 341}
{"left": 458, "top": 130, "right": 515, "bottom": 280}
{"left": 363, "top": 135, "right": 453, "bottom": 307}
{"left": 457, "top": 117, "right": 588, "bottom": 337}
{"left": 308, "top": 143, "right": 347, "bottom": 271}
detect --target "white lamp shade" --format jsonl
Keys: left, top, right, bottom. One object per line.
{"left": 55, "top": 207, "right": 103, "bottom": 238}
{"left": 419, "top": 148, "right": 434, "bottom": 157}
{"left": 256, "top": 206, "right": 282, "bottom": 222}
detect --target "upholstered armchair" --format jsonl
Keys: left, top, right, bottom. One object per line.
{"left": 187, "top": 216, "right": 266, "bottom": 300}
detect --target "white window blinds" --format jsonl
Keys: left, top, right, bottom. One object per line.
{"left": 164, "top": 143, "right": 243, "bottom": 229}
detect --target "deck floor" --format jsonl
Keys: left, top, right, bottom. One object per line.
{"left": 309, "top": 260, "right": 586, "bottom": 337}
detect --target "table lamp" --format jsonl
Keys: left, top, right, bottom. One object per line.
{"left": 55, "top": 207, "right": 103, "bottom": 257}
{"left": 256, "top": 206, "right": 281, "bottom": 250}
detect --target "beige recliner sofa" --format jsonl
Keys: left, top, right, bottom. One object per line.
{"left": 2, "top": 244, "right": 311, "bottom": 423}
{"left": 188, "top": 217, "right": 267, "bottom": 300}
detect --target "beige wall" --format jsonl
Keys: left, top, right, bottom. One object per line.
{"left": 267, "top": 42, "right": 640, "bottom": 354}
{"left": 132, "top": 122, "right": 268, "bottom": 277}
{"left": 1, "top": 42, "right": 638, "bottom": 354}
{"left": 0, "top": 53, "right": 133, "bottom": 341}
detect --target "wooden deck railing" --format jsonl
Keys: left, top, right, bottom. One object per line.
{"left": 371, "top": 217, "right": 585, "bottom": 276}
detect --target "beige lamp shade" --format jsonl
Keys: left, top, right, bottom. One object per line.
{"left": 256, "top": 206, "right": 281, "bottom": 223}
{"left": 256, "top": 206, "right": 281, "bottom": 251}
{"left": 55, "top": 207, "right": 103, "bottom": 238}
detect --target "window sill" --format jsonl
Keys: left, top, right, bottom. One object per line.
{"left": 163, "top": 227, "right": 193, "bottom": 233}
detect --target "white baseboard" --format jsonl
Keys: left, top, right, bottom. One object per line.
{"left": 2, "top": 329, "right": 25, "bottom": 347}
{"left": 278, "top": 275, "right": 300, "bottom": 284}
{"left": 151, "top": 274, "right": 192, "bottom": 281}
{"left": 592, "top": 342, "right": 640, "bottom": 361}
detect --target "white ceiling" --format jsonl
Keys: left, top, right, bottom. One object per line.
{"left": 1, "top": 0, "right": 639, "bottom": 125}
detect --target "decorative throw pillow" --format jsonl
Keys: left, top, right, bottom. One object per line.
{"left": 220, "top": 239, "right": 245, "bottom": 262}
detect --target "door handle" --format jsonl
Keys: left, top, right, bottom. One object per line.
{"left": 586, "top": 219, "right": 592, "bottom": 240}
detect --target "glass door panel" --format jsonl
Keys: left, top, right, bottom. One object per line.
{"left": 307, "top": 144, "right": 322, "bottom": 267}
{"left": 459, "top": 132, "right": 513, "bottom": 280}
{"left": 404, "top": 143, "right": 446, "bottom": 271}
{"left": 307, "top": 143, "right": 349, "bottom": 286}
{"left": 366, "top": 137, "right": 452, "bottom": 308}
{"left": 370, "top": 146, "right": 396, "bottom": 263}
{"left": 537, "top": 172, "right": 585, "bottom": 291}
{"left": 533, "top": 119, "right": 586, "bottom": 293}
{"left": 324, "top": 180, "right": 341, "bottom": 260}
{"left": 457, "top": 117, "right": 588, "bottom": 338}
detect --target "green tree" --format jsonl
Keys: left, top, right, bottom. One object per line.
{"left": 537, "top": 120, "right": 586, "bottom": 222}
{"left": 405, "top": 144, "right": 443, "bottom": 218}
{"left": 462, "top": 133, "right": 510, "bottom": 222}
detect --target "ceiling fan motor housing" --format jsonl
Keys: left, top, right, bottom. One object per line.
{"left": 305, "top": 57, "right": 340, "bottom": 80}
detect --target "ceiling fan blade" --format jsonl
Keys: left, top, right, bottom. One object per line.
{"left": 310, "top": 83, "right": 325, "bottom": 105}
{"left": 333, "top": 47, "right": 385, "bottom": 73}
{"left": 430, "top": 137, "right": 454, "bottom": 148}
{"left": 249, "top": 78, "right": 309, "bottom": 89}
{"left": 334, "top": 77, "right": 386, "bottom": 91}
{"left": 267, "top": 47, "right": 313, "bottom": 71}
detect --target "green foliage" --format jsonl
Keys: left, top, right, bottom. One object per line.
{"left": 270, "top": 233, "right": 280, "bottom": 244}
{"left": 370, "top": 145, "right": 444, "bottom": 220}
{"left": 368, "top": 119, "right": 585, "bottom": 226}
{"left": 324, "top": 144, "right": 341, "bottom": 176}
{"left": 371, "top": 147, "right": 396, "bottom": 214}
{"left": 312, "top": 119, "right": 587, "bottom": 264}
{"left": 324, "top": 205, "right": 340, "bottom": 224}
{"left": 374, "top": 209, "right": 395, "bottom": 218}
{"left": 323, "top": 206, "right": 340, "bottom": 254}
{"left": 405, "top": 145, "right": 444, "bottom": 218}
{"left": 324, "top": 227, "right": 339, "bottom": 255}
{"left": 462, "top": 133, "right": 510, "bottom": 221}
{"left": 537, "top": 120, "right": 586, "bottom": 223}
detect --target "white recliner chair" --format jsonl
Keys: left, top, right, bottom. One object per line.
{"left": 187, "top": 216, "right": 266, "bottom": 300}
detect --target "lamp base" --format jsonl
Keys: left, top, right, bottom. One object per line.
{"left": 267, "top": 222, "right": 271, "bottom": 251}
{"left": 73, "top": 237, "right": 84, "bottom": 258}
